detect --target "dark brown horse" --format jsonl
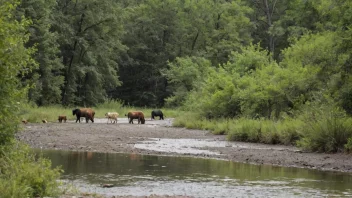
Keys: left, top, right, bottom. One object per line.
{"left": 125, "top": 111, "right": 145, "bottom": 124}
{"left": 72, "top": 108, "right": 95, "bottom": 123}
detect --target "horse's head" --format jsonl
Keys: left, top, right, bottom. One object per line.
{"left": 72, "top": 109, "right": 79, "bottom": 116}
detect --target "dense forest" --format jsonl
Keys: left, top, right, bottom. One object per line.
{"left": 9, "top": 0, "right": 352, "bottom": 151}
{"left": 2, "top": 0, "right": 352, "bottom": 196}
{"left": 15, "top": 0, "right": 351, "bottom": 116}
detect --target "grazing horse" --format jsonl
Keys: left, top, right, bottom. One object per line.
{"left": 105, "top": 112, "right": 119, "bottom": 124}
{"left": 125, "top": 111, "right": 145, "bottom": 124}
{"left": 58, "top": 115, "right": 67, "bottom": 123}
{"left": 72, "top": 108, "right": 95, "bottom": 123}
{"left": 151, "top": 109, "right": 164, "bottom": 120}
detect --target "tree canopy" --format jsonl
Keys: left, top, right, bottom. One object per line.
{"left": 8, "top": 0, "right": 352, "bottom": 119}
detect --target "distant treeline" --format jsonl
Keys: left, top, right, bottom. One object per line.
{"left": 15, "top": 0, "right": 352, "bottom": 118}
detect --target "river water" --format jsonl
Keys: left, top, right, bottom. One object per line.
{"left": 37, "top": 149, "right": 352, "bottom": 198}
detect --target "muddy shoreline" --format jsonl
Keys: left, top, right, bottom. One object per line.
{"left": 17, "top": 118, "right": 352, "bottom": 173}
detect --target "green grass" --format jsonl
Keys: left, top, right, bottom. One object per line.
{"left": 297, "top": 115, "right": 352, "bottom": 152}
{"left": 20, "top": 104, "right": 74, "bottom": 123}
{"left": 20, "top": 101, "right": 183, "bottom": 123}
{"left": 21, "top": 102, "right": 352, "bottom": 152}
{"left": 173, "top": 113, "right": 304, "bottom": 145}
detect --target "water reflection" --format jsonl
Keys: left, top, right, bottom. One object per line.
{"left": 36, "top": 149, "right": 352, "bottom": 197}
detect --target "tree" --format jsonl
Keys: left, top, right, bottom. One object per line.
{"left": 17, "top": 0, "right": 64, "bottom": 105}
{"left": 53, "top": 0, "right": 125, "bottom": 106}
{"left": 114, "top": 0, "right": 253, "bottom": 106}
{"left": 0, "top": 0, "right": 36, "bottom": 144}
{"left": 162, "top": 56, "right": 212, "bottom": 107}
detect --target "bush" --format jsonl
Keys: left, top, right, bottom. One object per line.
{"left": 0, "top": 142, "right": 62, "bottom": 197}
{"left": 344, "top": 138, "right": 352, "bottom": 153}
{"left": 297, "top": 115, "right": 352, "bottom": 152}
{"left": 227, "top": 119, "right": 261, "bottom": 142}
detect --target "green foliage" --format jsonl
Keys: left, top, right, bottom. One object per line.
{"left": 0, "top": 143, "right": 62, "bottom": 197}
{"left": 0, "top": 0, "right": 36, "bottom": 145}
{"left": 227, "top": 119, "right": 261, "bottom": 142}
{"left": 113, "top": 0, "right": 253, "bottom": 107}
{"left": 296, "top": 106, "right": 352, "bottom": 152}
{"left": 344, "top": 138, "right": 352, "bottom": 153}
{"left": 163, "top": 57, "right": 212, "bottom": 107}
{"left": 53, "top": 0, "right": 125, "bottom": 106}
{"left": 96, "top": 99, "right": 125, "bottom": 110}
{"left": 21, "top": 104, "right": 74, "bottom": 123}
{"left": 17, "top": 0, "right": 65, "bottom": 106}
{"left": 173, "top": 114, "right": 303, "bottom": 145}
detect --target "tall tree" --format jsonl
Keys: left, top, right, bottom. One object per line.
{"left": 114, "top": 0, "right": 253, "bottom": 107}
{"left": 53, "top": 0, "right": 126, "bottom": 106}
{"left": 17, "top": 0, "right": 64, "bottom": 105}
{"left": 114, "top": 0, "right": 181, "bottom": 107}
{"left": 0, "top": 0, "right": 36, "bottom": 145}
{"left": 248, "top": 0, "right": 289, "bottom": 58}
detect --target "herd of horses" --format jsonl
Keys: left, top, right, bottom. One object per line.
{"left": 22, "top": 108, "right": 164, "bottom": 124}
{"left": 72, "top": 108, "right": 164, "bottom": 124}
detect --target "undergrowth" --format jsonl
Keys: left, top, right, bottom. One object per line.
{"left": 0, "top": 142, "right": 62, "bottom": 197}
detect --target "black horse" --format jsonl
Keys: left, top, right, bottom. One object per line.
{"left": 151, "top": 109, "right": 164, "bottom": 120}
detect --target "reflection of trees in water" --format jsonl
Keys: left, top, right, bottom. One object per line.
{"left": 40, "top": 150, "right": 352, "bottom": 192}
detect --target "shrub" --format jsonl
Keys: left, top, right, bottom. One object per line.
{"left": 297, "top": 112, "right": 352, "bottom": 152}
{"left": 344, "top": 138, "right": 352, "bottom": 153}
{"left": 227, "top": 119, "right": 261, "bottom": 142}
{"left": 0, "top": 142, "right": 62, "bottom": 197}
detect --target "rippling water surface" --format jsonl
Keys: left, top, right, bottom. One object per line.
{"left": 37, "top": 149, "right": 352, "bottom": 197}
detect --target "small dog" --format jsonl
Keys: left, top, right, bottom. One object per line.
{"left": 22, "top": 119, "right": 28, "bottom": 124}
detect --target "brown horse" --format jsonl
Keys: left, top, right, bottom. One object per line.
{"left": 58, "top": 115, "right": 67, "bottom": 123}
{"left": 73, "top": 108, "right": 95, "bottom": 123}
{"left": 125, "top": 111, "right": 145, "bottom": 124}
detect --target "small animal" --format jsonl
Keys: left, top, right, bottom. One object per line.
{"left": 22, "top": 119, "right": 28, "bottom": 124}
{"left": 105, "top": 112, "right": 119, "bottom": 124}
{"left": 58, "top": 115, "right": 67, "bottom": 123}
{"left": 125, "top": 111, "right": 145, "bottom": 124}
{"left": 151, "top": 109, "right": 164, "bottom": 120}
{"left": 42, "top": 119, "right": 47, "bottom": 123}
{"left": 72, "top": 108, "right": 95, "bottom": 123}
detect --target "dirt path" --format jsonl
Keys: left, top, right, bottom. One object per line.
{"left": 17, "top": 118, "right": 352, "bottom": 173}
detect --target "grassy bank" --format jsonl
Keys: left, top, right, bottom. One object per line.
{"left": 173, "top": 111, "right": 352, "bottom": 153}
{"left": 20, "top": 102, "right": 352, "bottom": 153}
{"left": 20, "top": 101, "right": 182, "bottom": 123}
